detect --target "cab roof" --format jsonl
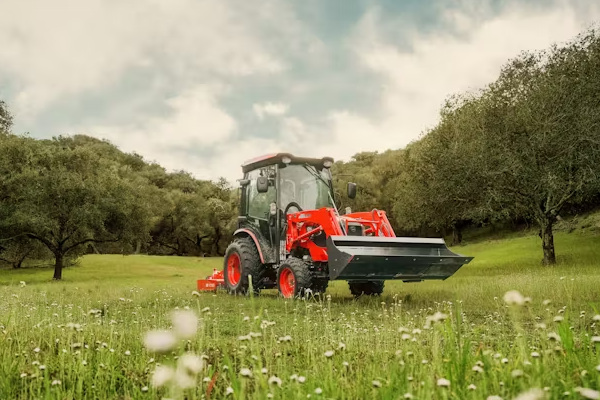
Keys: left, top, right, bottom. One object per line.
{"left": 241, "top": 153, "right": 334, "bottom": 174}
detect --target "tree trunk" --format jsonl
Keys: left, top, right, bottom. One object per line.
{"left": 134, "top": 240, "right": 142, "bottom": 254}
{"left": 540, "top": 219, "right": 556, "bottom": 265}
{"left": 451, "top": 225, "right": 463, "bottom": 246}
{"left": 53, "top": 252, "right": 64, "bottom": 280}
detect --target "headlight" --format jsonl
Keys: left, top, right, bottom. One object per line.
{"left": 323, "top": 160, "right": 333, "bottom": 168}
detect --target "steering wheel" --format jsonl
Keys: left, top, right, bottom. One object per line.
{"left": 284, "top": 201, "right": 303, "bottom": 215}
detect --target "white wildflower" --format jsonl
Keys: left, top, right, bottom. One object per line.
{"left": 547, "top": 332, "right": 561, "bottom": 342}
{"left": 268, "top": 376, "right": 282, "bottom": 386}
{"left": 472, "top": 365, "right": 483, "bottom": 373}
{"left": 591, "top": 336, "right": 600, "bottom": 343}
{"left": 141, "top": 386, "right": 148, "bottom": 392}
{"left": 33, "top": 347, "right": 40, "bottom": 353}
{"left": 278, "top": 335, "right": 292, "bottom": 342}
{"left": 574, "top": 387, "right": 600, "bottom": 400}
{"left": 372, "top": 380, "right": 382, "bottom": 388}
{"left": 240, "top": 368, "right": 252, "bottom": 378}
{"left": 531, "top": 351, "right": 540, "bottom": 358}
{"left": 596, "top": 365, "right": 600, "bottom": 372}
{"left": 151, "top": 365, "right": 174, "bottom": 387}
{"left": 20, "top": 281, "right": 26, "bottom": 287}
{"left": 201, "top": 307, "right": 210, "bottom": 313}
{"left": 51, "top": 379, "right": 61, "bottom": 386}
{"left": 237, "top": 335, "right": 251, "bottom": 341}
{"left": 20, "top": 373, "right": 27, "bottom": 378}
{"left": 487, "top": 396, "right": 503, "bottom": 400}
{"left": 503, "top": 290, "right": 525, "bottom": 306}
{"left": 468, "top": 384, "right": 477, "bottom": 390}
{"left": 338, "top": 342, "right": 346, "bottom": 350}
{"left": 315, "top": 388, "right": 323, "bottom": 395}
{"left": 171, "top": 310, "right": 198, "bottom": 339}
{"left": 144, "top": 330, "right": 177, "bottom": 353}
{"left": 39, "top": 365, "right": 46, "bottom": 370}
{"left": 298, "top": 376, "right": 306, "bottom": 383}
{"left": 511, "top": 369, "right": 524, "bottom": 378}
{"left": 592, "top": 315, "right": 600, "bottom": 322}
{"left": 124, "top": 350, "right": 131, "bottom": 356}
{"left": 553, "top": 316, "right": 564, "bottom": 322}
{"left": 261, "top": 368, "right": 268, "bottom": 374}
{"left": 404, "top": 394, "right": 414, "bottom": 399}
{"left": 324, "top": 350, "right": 334, "bottom": 358}
{"left": 501, "top": 358, "right": 509, "bottom": 364}
{"left": 225, "top": 386, "right": 234, "bottom": 395}
{"left": 513, "top": 388, "right": 545, "bottom": 400}
{"left": 437, "top": 378, "right": 450, "bottom": 388}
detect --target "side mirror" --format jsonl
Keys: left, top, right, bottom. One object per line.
{"left": 257, "top": 176, "right": 269, "bottom": 193}
{"left": 239, "top": 179, "right": 250, "bottom": 187}
{"left": 347, "top": 182, "right": 357, "bottom": 199}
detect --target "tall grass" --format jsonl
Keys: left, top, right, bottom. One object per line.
{"left": 0, "top": 231, "right": 599, "bottom": 399}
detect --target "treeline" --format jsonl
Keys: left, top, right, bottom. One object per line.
{"left": 0, "top": 121, "right": 236, "bottom": 279}
{"left": 333, "top": 27, "right": 600, "bottom": 265}
{"left": 2, "top": 27, "right": 600, "bottom": 277}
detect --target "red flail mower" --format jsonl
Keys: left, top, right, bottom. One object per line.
{"left": 197, "top": 153, "right": 473, "bottom": 298}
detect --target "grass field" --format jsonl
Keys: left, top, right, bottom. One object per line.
{"left": 1, "top": 230, "right": 599, "bottom": 399}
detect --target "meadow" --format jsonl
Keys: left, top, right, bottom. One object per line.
{"left": 1, "top": 229, "right": 599, "bottom": 399}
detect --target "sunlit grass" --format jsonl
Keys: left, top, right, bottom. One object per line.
{"left": 1, "top": 230, "right": 599, "bottom": 399}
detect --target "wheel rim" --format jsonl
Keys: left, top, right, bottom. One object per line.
{"left": 227, "top": 253, "right": 241, "bottom": 286}
{"left": 279, "top": 267, "right": 295, "bottom": 298}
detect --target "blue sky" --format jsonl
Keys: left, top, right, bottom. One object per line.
{"left": 0, "top": 0, "right": 598, "bottom": 181}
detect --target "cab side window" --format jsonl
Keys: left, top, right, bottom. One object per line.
{"left": 246, "top": 168, "right": 276, "bottom": 219}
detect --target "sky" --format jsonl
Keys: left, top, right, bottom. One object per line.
{"left": 1, "top": 0, "right": 598, "bottom": 182}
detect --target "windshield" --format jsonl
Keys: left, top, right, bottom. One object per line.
{"left": 279, "top": 164, "right": 334, "bottom": 211}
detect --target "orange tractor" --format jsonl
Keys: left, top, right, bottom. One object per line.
{"left": 198, "top": 153, "right": 472, "bottom": 297}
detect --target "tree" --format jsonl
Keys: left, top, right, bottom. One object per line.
{"left": 0, "top": 135, "right": 153, "bottom": 279}
{"left": 476, "top": 29, "right": 600, "bottom": 264}
{"left": 0, "top": 100, "right": 12, "bottom": 133}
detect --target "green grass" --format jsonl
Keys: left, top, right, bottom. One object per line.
{"left": 1, "top": 231, "right": 599, "bottom": 399}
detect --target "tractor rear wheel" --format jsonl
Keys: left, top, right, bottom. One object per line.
{"left": 348, "top": 281, "right": 385, "bottom": 297}
{"left": 223, "top": 237, "right": 265, "bottom": 295}
{"left": 277, "top": 258, "right": 313, "bottom": 298}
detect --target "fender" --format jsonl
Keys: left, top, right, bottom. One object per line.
{"left": 233, "top": 228, "right": 274, "bottom": 264}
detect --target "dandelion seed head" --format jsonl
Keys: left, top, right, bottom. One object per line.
{"left": 503, "top": 290, "right": 525, "bottom": 306}
{"left": 144, "top": 330, "right": 177, "bottom": 353}
{"left": 177, "top": 353, "right": 204, "bottom": 375}
{"left": 324, "top": 350, "right": 334, "bottom": 358}
{"left": 151, "top": 365, "right": 174, "bottom": 387}
{"left": 171, "top": 310, "right": 198, "bottom": 339}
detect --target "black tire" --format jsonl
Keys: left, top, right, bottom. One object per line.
{"left": 223, "top": 237, "right": 265, "bottom": 295}
{"left": 348, "top": 281, "right": 385, "bottom": 297}
{"left": 277, "top": 257, "right": 313, "bottom": 298}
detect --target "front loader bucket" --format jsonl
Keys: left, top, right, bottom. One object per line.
{"left": 326, "top": 236, "right": 473, "bottom": 281}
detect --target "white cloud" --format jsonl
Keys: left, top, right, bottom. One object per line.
{"left": 253, "top": 102, "right": 290, "bottom": 120}
{"left": 314, "top": 1, "right": 600, "bottom": 161}
{"left": 0, "top": 0, "right": 285, "bottom": 118}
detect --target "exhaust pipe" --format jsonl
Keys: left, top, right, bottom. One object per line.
{"left": 326, "top": 236, "right": 473, "bottom": 281}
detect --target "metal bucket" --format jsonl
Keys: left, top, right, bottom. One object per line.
{"left": 326, "top": 236, "right": 473, "bottom": 281}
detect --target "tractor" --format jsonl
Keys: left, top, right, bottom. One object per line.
{"left": 198, "top": 153, "right": 473, "bottom": 298}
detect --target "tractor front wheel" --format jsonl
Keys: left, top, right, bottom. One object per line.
{"left": 223, "top": 237, "right": 264, "bottom": 295}
{"left": 348, "top": 281, "right": 385, "bottom": 297}
{"left": 277, "top": 258, "right": 312, "bottom": 298}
